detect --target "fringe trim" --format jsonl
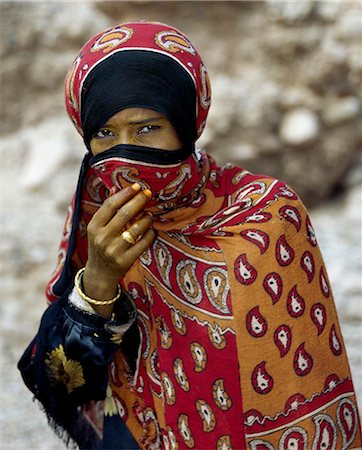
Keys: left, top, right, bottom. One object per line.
{"left": 33, "top": 396, "right": 102, "bottom": 450}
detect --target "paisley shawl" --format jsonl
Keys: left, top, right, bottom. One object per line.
{"left": 46, "top": 150, "right": 361, "bottom": 449}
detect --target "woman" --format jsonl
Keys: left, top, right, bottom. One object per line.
{"left": 19, "top": 21, "right": 361, "bottom": 449}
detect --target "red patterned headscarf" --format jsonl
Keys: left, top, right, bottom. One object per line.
{"left": 64, "top": 21, "right": 211, "bottom": 145}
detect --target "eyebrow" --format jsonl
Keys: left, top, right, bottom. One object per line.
{"left": 128, "top": 117, "right": 163, "bottom": 125}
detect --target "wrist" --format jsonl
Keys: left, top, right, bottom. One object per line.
{"left": 83, "top": 263, "right": 121, "bottom": 298}
{"left": 80, "top": 266, "right": 122, "bottom": 319}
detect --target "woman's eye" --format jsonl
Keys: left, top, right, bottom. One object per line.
{"left": 138, "top": 125, "right": 160, "bottom": 135}
{"left": 95, "top": 129, "right": 114, "bottom": 138}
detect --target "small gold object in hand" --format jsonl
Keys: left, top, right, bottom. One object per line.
{"left": 121, "top": 230, "right": 136, "bottom": 245}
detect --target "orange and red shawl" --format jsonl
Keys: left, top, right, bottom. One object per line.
{"left": 46, "top": 20, "right": 361, "bottom": 450}
{"left": 46, "top": 149, "right": 361, "bottom": 449}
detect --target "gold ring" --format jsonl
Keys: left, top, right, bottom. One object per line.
{"left": 121, "top": 230, "right": 136, "bottom": 245}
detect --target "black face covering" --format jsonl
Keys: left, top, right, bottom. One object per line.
{"left": 81, "top": 50, "right": 197, "bottom": 153}
{"left": 89, "top": 144, "right": 193, "bottom": 166}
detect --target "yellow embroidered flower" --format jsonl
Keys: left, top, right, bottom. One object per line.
{"left": 104, "top": 384, "right": 117, "bottom": 416}
{"left": 45, "top": 344, "right": 85, "bottom": 394}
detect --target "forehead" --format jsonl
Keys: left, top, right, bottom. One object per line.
{"left": 104, "top": 107, "right": 166, "bottom": 125}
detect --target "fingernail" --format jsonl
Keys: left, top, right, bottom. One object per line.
{"left": 109, "top": 187, "right": 117, "bottom": 196}
{"left": 131, "top": 183, "right": 141, "bottom": 192}
{"left": 143, "top": 189, "right": 152, "bottom": 198}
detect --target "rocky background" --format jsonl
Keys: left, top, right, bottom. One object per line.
{"left": 0, "top": 1, "right": 361, "bottom": 448}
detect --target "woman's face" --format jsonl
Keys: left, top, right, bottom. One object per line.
{"left": 89, "top": 107, "right": 182, "bottom": 155}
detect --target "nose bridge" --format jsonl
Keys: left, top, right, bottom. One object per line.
{"left": 117, "top": 125, "right": 131, "bottom": 145}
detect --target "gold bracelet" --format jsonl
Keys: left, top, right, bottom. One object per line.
{"left": 74, "top": 268, "right": 122, "bottom": 306}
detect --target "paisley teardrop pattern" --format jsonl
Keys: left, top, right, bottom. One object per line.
{"left": 329, "top": 324, "right": 343, "bottom": 356}
{"left": 249, "top": 439, "right": 276, "bottom": 450}
{"left": 278, "top": 427, "right": 308, "bottom": 450}
{"left": 203, "top": 267, "right": 231, "bottom": 314}
{"left": 150, "top": 349, "right": 161, "bottom": 382}
{"left": 195, "top": 399, "right": 216, "bottom": 432}
{"left": 156, "top": 316, "right": 173, "bottom": 350}
{"left": 167, "top": 426, "right": 179, "bottom": 450}
{"left": 287, "top": 285, "right": 305, "bottom": 318}
{"left": 207, "top": 324, "right": 227, "bottom": 349}
{"left": 177, "top": 414, "right": 195, "bottom": 448}
{"left": 301, "top": 251, "right": 315, "bottom": 283}
{"left": 263, "top": 272, "right": 283, "bottom": 304}
{"left": 162, "top": 433, "right": 170, "bottom": 450}
{"left": 217, "top": 435, "right": 233, "bottom": 450}
{"left": 240, "top": 229, "right": 270, "bottom": 254}
{"left": 336, "top": 398, "right": 358, "bottom": 450}
{"left": 190, "top": 342, "right": 207, "bottom": 373}
{"left": 306, "top": 215, "right": 317, "bottom": 247}
{"left": 143, "top": 406, "right": 161, "bottom": 448}
{"left": 161, "top": 371, "right": 176, "bottom": 406}
{"left": 140, "top": 246, "right": 152, "bottom": 266}
{"left": 273, "top": 324, "right": 292, "bottom": 357}
{"left": 234, "top": 254, "right": 258, "bottom": 285}
{"left": 154, "top": 240, "right": 173, "bottom": 287}
{"left": 279, "top": 205, "right": 302, "bottom": 231}
{"left": 310, "top": 303, "right": 327, "bottom": 335}
{"left": 233, "top": 181, "right": 266, "bottom": 203}
{"left": 245, "top": 211, "right": 272, "bottom": 223}
{"left": 212, "top": 378, "right": 233, "bottom": 411}
{"left": 176, "top": 259, "right": 202, "bottom": 304}
{"left": 293, "top": 343, "right": 313, "bottom": 376}
{"left": 246, "top": 306, "right": 268, "bottom": 338}
{"left": 144, "top": 279, "right": 154, "bottom": 307}
{"left": 170, "top": 308, "right": 187, "bottom": 335}
{"left": 173, "top": 358, "right": 190, "bottom": 392}
{"left": 277, "top": 185, "right": 298, "bottom": 200}
{"left": 276, "top": 235, "right": 295, "bottom": 266}
{"left": 312, "top": 414, "right": 337, "bottom": 450}
{"left": 251, "top": 361, "right": 274, "bottom": 394}
{"left": 319, "top": 266, "right": 330, "bottom": 298}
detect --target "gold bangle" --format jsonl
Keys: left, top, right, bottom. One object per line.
{"left": 74, "top": 268, "right": 122, "bottom": 306}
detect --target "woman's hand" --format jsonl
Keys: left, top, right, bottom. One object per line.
{"left": 82, "top": 183, "right": 155, "bottom": 317}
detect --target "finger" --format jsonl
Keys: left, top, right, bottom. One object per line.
{"left": 91, "top": 183, "right": 141, "bottom": 228}
{"left": 109, "top": 186, "right": 118, "bottom": 196}
{"left": 107, "top": 189, "right": 152, "bottom": 234}
{"left": 125, "top": 211, "right": 145, "bottom": 230}
{"left": 124, "top": 228, "right": 156, "bottom": 265}
{"left": 120, "top": 213, "right": 153, "bottom": 247}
